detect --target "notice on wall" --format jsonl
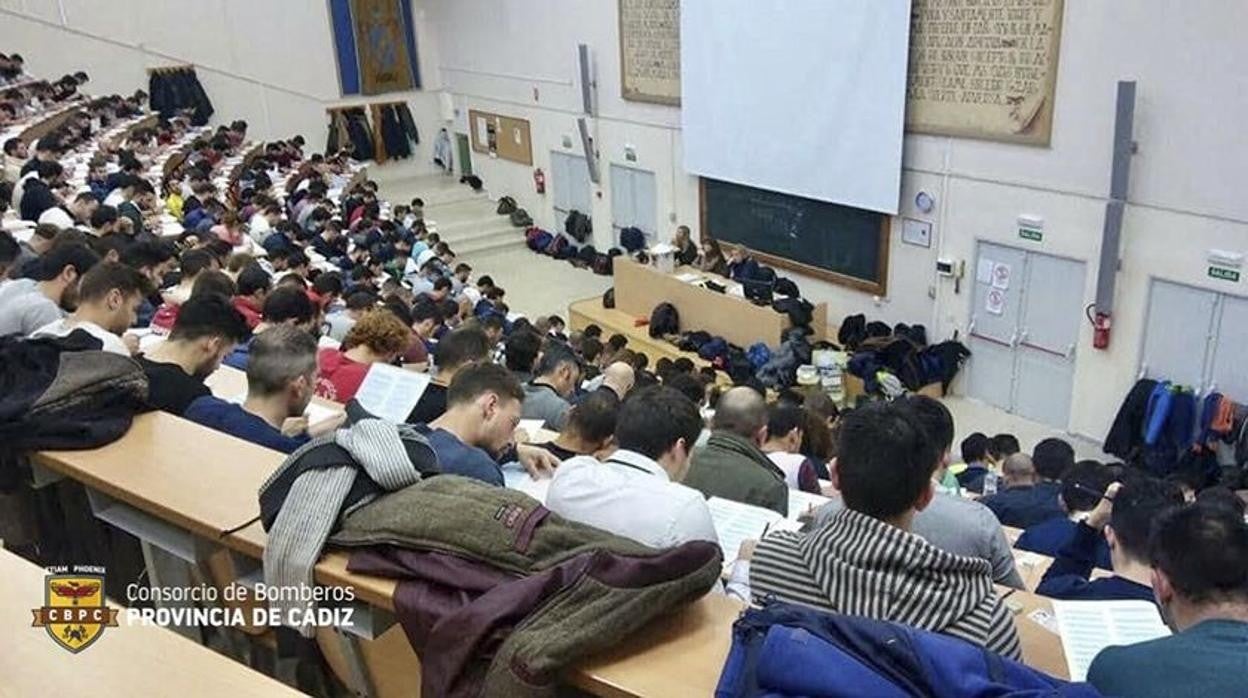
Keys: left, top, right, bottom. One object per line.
{"left": 991, "top": 261, "right": 1011, "bottom": 290}
{"left": 906, "top": 0, "right": 1064, "bottom": 145}
{"left": 985, "top": 288, "right": 1006, "bottom": 315}
{"left": 619, "top": 0, "right": 681, "bottom": 105}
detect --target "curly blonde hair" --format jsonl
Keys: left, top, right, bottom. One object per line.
{"left": 342, "top": 309, "right": 411, "bottom": 356}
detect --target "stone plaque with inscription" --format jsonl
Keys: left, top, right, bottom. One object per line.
{"left": 619, "top": 0, "right": 681, "bottom": 105}
{"left": 906, "top": 0, "right": 1064, "bottom": 145}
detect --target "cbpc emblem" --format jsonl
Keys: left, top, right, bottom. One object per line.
{"left": 31, "top": 573, "right": 118, "bottom": 653}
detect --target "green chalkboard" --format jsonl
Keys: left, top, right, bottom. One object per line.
{"left": 700, "top": 178, "right": 889, "bottom": 294}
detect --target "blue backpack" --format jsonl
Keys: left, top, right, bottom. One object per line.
{"left": 746, "top": 342, "right": 772, "bottom": 370}
{"left": 717, "top": 602, "right": 1102, "bottom": 698}
{"left": 620, "top": 226, "right": 646, "bottom": 253}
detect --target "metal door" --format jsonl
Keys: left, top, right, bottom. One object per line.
{"left": 966, "top": 243, "right": 1028, "bottom": 412}
{"left": 455, "top": 133, "right": 473, "bottom": 176}
{"left": 1208, "top": 294, "right": 1248, "bottom": 399}
{"left": 551, "top": 151, "right": 591, "bottom": 223}
{"left": 1012, "top": 253, "right": 1086, "bottom": 427}
{"left": 1139, "top": 280, "right": 1217, "bottom": 390}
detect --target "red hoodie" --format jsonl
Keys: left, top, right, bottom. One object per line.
{"left": 315, "top": 348, "right": 371, "bottom": 403}
{"left": 233, "top": 296, "right": 263, "bottom": 330}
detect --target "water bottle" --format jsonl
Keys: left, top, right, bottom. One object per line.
{"left": 983, "top": 470, "right": 999, "bottom": 496}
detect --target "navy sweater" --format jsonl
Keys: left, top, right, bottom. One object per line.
{"left": 1016, "top": 517, "right": 1113, "bottom": 571}
{"left": 1035, "top": 521, "right": 1153, "bottom": 602}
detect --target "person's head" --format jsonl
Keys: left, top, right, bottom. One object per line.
{"left": 260, "top": 285, "right": 317, "bottom": 332}
{"left": 36, "top": 159, "right": 63, "bottom": 184}
{"left": 990, "top": 433, "right": 1020, "bottom": 460}
{"left": 547, "top": 315, "right": 566, "bottom": 334}
{"left": 1195, "top": 486, "right": 1247, "bottom": 519}
{"left": 1001, "top": 453, "right": 1039, "bottom": 488}
{"left": 711, "top": 386, "right": 768, "bottom": 445}
{"left": 120, "top": 240, "right": 176, "bottom": 286}
{"left": 1033, "top": 437, "right": 1074, "bottom": 481}
{"left": 602, "top": 361, "right": 636, "bottom": 400}
{"left": 1106, "top": 476, "right": 1186, "bottom": 566}
{"left": 504, "top": 329, "right": 543, "bottom": 375}
{"left": 664, "top": 372, "right": 704, "bottom": 407}
{"left": 615, "top": 385, "right": 703, "bottom": 480}
{"left": 960, "top": 432, "right": 991, "bottom": 466}
{"left": 901, "top": 395, "right": 954, "bottom": 471}
{"left": 478, "top": 314, "right": 505, "bottom": 346}
{"left": 3, "top": 137, "right": 25, "bottom": 158}
{"left": 655, "top": 357, "right": 675, "bottom": 381}
{"left": 674, "top": 225, "right": 691, "bottom": 246}
{"left": 311, "top": 271, "right": 343, "bottom": 304}
{"left": 189, "top": 270, "right": 236, "bottom": 300}
{"left": 85, "top": 204, "right": 118, "bottom": 237}
{"left": 430, "top": 276, "right": 452, "bottom": 301}
{"left": 343, "top": 290, "right": 378, "bottom": 317}
{"left": 341, "top": 309, "right": 410, "bottom": 363}
{"left": 454, "top": 262, "right": 472, "bottom": 283}
{"left": 563, "top": 390, "right": 620, "bottom": 455}
{"left": 444, "top": 362, "right": 525, "bottom": 454}
{"left": 764, "top": 403, "right": 805, "bottom": 453}
{"left": 245, "top": 325, "right": 319, "bottom": 417}
{"left": 1060, "top": 460, "right": 1113, "bottom": 514}
{"left": 36, "top": 242, "right": 101, "bottom": 310}
{"left": 606, "top": 333, "right": 628, "bottom": 353}
{"left": 703, "top": 237, "right": 723, "bottom": 259}
{"left": 167, "top": 294, "right": 250, "bottom": 377}
{"left": 833, "top": 402, "right": 942, "bottom": 525}
{"left": 73, "top": 261, "right": 151, "bottom": 334}
{"left": 435, "top": 327, "right": 491, "bottom": 377}
{"left": 178, "top": 248, "right": 217, "bottom": 284}
{"left": 1148, "top": 503, "right": 1248, "bottom": 631}
{"left": 235, "top": 264, "right": 272, "bottom": 305}
{"left": 534, "top": 344, "right": 581, "bottom": 397}
{"left": 411, "top": 301, "right": 442, "bottom": 338}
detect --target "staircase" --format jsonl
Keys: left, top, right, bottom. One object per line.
{"left": 375, "top": 172, "right": 527, "bottom": 258}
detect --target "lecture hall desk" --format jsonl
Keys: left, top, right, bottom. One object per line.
{"left": 1, "top": 548, "right": 302, "bottom": 697}
{"left": 31, "top": 413, "right": 1071, "bottom": 696}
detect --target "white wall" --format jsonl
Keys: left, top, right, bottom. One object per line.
{"left": 0, "top": 0, "right": 444, "bottom": 173}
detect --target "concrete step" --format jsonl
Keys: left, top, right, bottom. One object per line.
{"left": 424, "top": 197, "right": 503, "bottom": 225}
{"left": 452, "top": 227, "right": 528, "bottom": 256}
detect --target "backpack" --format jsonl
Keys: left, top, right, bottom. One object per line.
{"left": 838, "top": 314, "right": 867, "bottom": 350}
{"left": 697, "top": 337, "right": 729, "bottom": 362}
{"left": 509, "top": 208, "right": 533, "bottom": 227}
{"left": 773, "top": 297, "right": 814, "bottom": 328}
{"left": 678, "top": 331, "right": 712, "bottom": 352}
{"left": 496, "top": 196, "right": 517, "bottom": 215}
{"left": 718, "top": 601, "right": 1100, "bottom": 698}
{"left": 602, "top": 287, "right": 615, "bottom": 309}
{"left": 565, "top": 210, "right": 593, "bottom": 243}
{"left": 648, "top": 302, "right": 680, "bottom": 338}
{"left": 574, "top": 244, "right": 598, "bottom": 268}
{"left": 544, "top": 234, "right": 569, "bottom": 258}
{"left": 619, "top": 226, "right": 646, "bottom": 253}
{"left": 774, "top": 277, "right": 801, "bottom": 298}
{"left": 525, "top": 227, "right": 553, "bottom": 252}
{"left": 591, "top": 253, "right": 613, "bottom": 275}
{"left": 746, "top": 342, "right": 773, "bottom": 370}
{"left": 462, "top": 175, "right": 484, "bottom": 191}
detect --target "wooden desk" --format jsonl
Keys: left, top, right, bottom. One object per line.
{"left": 1002, "top": 588, "right": 1067, "bottom": 679}
{"left": 0, "top": 549, "right": 301, "bottom": 697}
{"left": 613, "top": 260, "right": 829, "bottom": 347}
{"left": 568, "top": 297, "right": 722, "bottom": 375}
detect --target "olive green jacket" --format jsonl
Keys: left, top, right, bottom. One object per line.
{"left": 685, "top": 431, "right": 789, "bottom": 516}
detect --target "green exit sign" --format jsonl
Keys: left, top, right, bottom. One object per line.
{"left": 1019, "top": 227, "right": 1043, "bottom": 242}
{"left": 1209, "top": 266, "right": 1240, "bottom": 283}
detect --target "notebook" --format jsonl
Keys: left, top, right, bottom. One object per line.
{"left": 1052, "top": 599, "right": 1171, "bottom": 681}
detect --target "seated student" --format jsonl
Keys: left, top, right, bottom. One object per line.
{"left": 31, "top": 261, "right": 147, "bottom": 355}
{"left": 1016, "top": 460, "right": 1114, "bottom": 570}
{"left": 504, "top": 328, "right": 543, "bottom": 383}
{"left": 222, "top": 286, "right": 318, "bottom": 370}
{"left": 991, "top": 432, "right": 1021, "bottom": 460}
{"left": 741, "top": 401, "right": 1022, "bottom": 658}
{"left": 979, "top": 453, "right": 1065, "bottom": 528}
{"left": 546, "top": 385, "right": 717, "bottom": 548}
{"left": 419, "top": 362, "right": 525, "bottom": 486}
{"left": 546, "top": 315, "right": 568, "bottom": 343}
{"left": 685, "top": 386, "right": 788, "bottom": 516}
{"left": 725, "top": 245, "right": 760, "bottom": 282}
{"left": 760, "top": 402, "right": 822, "bottom": 494}
{"left": 323, "top": 289, "right": 377, "bottom": 342}
{"left": 138, "top": 294, "right": 249, "bottom": 415}
{"left": 232, "top": 263, "right": 271, "bottom": 329}
{"left": 402, "top": 301, "right": 441, "bottom": 366}
{"left": 1195, "top": 485, "right": 1247, "bottom": 518}
{"left": 150, "top": 248, "right": 219, "bottom": 333}
{"left": 955, "top": 432, "right": 995, "bottom": 494}
{"left": 1037, "top": 476, "right": 1185, "bottom": 602}
{"left": 184, "top": 325, "right": 318, "bottom": 454}
{"left": 813, "top": 395, "right": 1026, "bottom": 589}
{"left": 0, "top": 242, "right": 99, "bottom": 336}
{"left": 408, "top": 326, "right": 492, "bottom": 424}
{"left": 672, "top": 225, "right": 699, "bottom": 266}
{"left": 533, "top": 390, "right": 619, "bottom": 461}
{"left": 1086, "top": 503, "right": 1248, "bottom": 698}
{"left": 1030, "top": 435, "right": 1071, "bottom": 503}
{"left": 315, "top": 308, "right": 410, "bottom": 403}
{"left": 521, "top": 344, "right": 581, "bottom": 430}
{"left": 699, "top": 237, "right": 729, "bottom": 277}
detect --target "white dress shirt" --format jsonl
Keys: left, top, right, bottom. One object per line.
{"left": 32, "top": 318, "right": 130, "bottom": 355}
{"left": 545, "top": 450, "right": 718, "bottom": 549}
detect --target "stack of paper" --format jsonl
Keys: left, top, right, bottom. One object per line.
{"left": 1052, "top": 599, "right": 1171, "bottom": 681}
{"left": 707, "top": 497, "right": 802, "bottom": 567}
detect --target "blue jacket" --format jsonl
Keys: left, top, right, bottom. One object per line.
{"left": 1035, "top": 521, "right": 1154, "bottom": 602}
{"left": 222, "top": 337, "right": 252, "bottom": 370}
{"left": 1087, "top": 619, "right": 1248, "bottom": 698}
{"left": 727, "top": 257, "right": 759, "bottom": 283}
{"left": 717, "top": 601, "right": 1101, "bottom": 697}
{"left": 1015, "top": 517, "right": 1113, "bottom": 571}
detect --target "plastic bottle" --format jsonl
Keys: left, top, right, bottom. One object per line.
{"left": 982, "top": 470, "right": 999, "bottom": 496}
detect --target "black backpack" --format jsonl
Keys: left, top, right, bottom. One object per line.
{"left": 461, "top": 175, "right": 484, "bottom": 191}
{"left": 774, "top": 277, "right": 800, "bottom": 298}
{"left": 565, "top": 210, "right": 593, "bottom": 243}
{"left": 496, "top": 196, "right": 517, "bottom": 215}
{"left": 649, "top": 302, "right": 680, "bottom": 338}
{"left": 602, "top": 287, "right": 615, "bottom": 309}
{"left": 574, "top": 244, "right": 598, "bottom": 268}
{"left": 773, "top": 297, "right": 814, "bottom": 328}
{"left": 619, "top": 227, "right": 646, "bottom": 253}
{"left": 509, "top": 209, "right": 533, "bottom": 227}
{"left": 591, "top": 253, "right": 613, "bottom": 275}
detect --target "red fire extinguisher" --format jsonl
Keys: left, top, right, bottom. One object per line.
{"left": 533, "top": 168, "right": 546, "bottom": 195}
{"left": 1088, "top": 305, "right": 1112, "bottom": 350}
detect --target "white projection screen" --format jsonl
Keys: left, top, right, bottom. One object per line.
{"left": 681, "top": 0, "right": 911, "bottom": 215}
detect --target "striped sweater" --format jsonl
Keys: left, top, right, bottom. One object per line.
{"left": 750, "top": 507, "right": 1022, "bottom": 659}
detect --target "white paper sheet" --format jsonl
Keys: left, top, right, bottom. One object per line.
{"left": 354, "top": 363, "right": 431, "bottom": 424}
{"left": 517, "top": 419, "right": 546, "bottom": 437}
{"left": 501, "top": 463, "right": 551, "bottom": 504}
{"left": 1052, "top": 599, "right": 1171, "bottom": 681}
{"left": 707, "top": 497, "right": 785, "bottom": 565}
{"left": 786, "top": 489, "right": 831, "bottom": 521}
{"left": 977, "top": 258, "right": 995, "bottom": 284}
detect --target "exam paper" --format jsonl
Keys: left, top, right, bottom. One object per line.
{"left": 1052, "top": 599, "right": 1170, "bottom": 681}
{"left": 786, "top": 489, "right": 831, "bottom": 521}
{"left": 354, "top": 363, "right": 431, "bottom": 424}
{"left": 707, "top": 497, "right": 785, "bottom": 565}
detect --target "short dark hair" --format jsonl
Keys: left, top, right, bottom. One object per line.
{"left": 36, "top": 160, "right": 63, "bottom": 181}
{"left": 902, "top": 395, "right": 954, "bottom": 453}
{"left": 179, "top": 249, "right": 215, "bottom": 278}
{"left": 673, "top": 357, "right": 695, "bottom": 374}
{"left": 435, "top": 327, "right": 491, "bottom": 371}
{"left": 446, "top": 361, "right": 524, "bottom": 407}
{"left": 77, "top": 261, "right": 151, "bottom": 302}
{"left": 1061, "top": 460, "right": 1113, "bottom": 513}
{"left": 120, "top": 240, "right": 174, "bottom": 271}
{"left": 583, "top": 323, "right": 602, "bottom": 340}
{"left": 614, "top": 385, "right": 702, "bottom": 461}
{"left": 432, "top": 276, "right": 452, "bottom": 293}
{"left": 246, "top": 325, "right": 318, "bottom": 396}
{"left": 169, "top": 294, "right": 249, "bottom": 343}
{"left": 566, "top": 390, "right": 620, "bottom": 444}
{"left": 1110, "top": 475, "right": 1185, "bottom": 561}
{"left": 1033, "top": 438, "right": 1075, "bottom": 480}
{"left": 837, "top": 402, "right": 942, "bottom": 520}
{"left": 478, "top": 314, "right": 504, "bottom": 334}
{"left": 961, "top": 432, "right": 991, "bottom": 464}
{"left": 991, "top": 433, "right": 1020, "bottom": 458}
{"left": 580, "top": 336, "right": 603, "bottom": 363}
{"left": 261, "top": 285, "right": 315, "bottom": 324}
{"left": 476, "top": 275, "right": 494, "bottom": 288}
{"left": 1149, "top": 503, "right": 1248, "bottom": 605}
{"left": 312, "top": 271, "right": 343, "bottom": 297}
{"left": 412, "top": 301, "right": 442, "bottom": 325}
{"left": 2, "top": 138, "right": 19, "bottom": 155}
{"left": 534, "top": 343, "right": 579, "bottom": 378}
{"left": 36, "top": 242, "right": 100, "bottom": 281}
{"left": 1195, "top": 486, "right": 1247, "bottom": 519}
{"left": 235, "top": 264, "right": 272, "bottom": 297}
{"left": 766, "top": 403, "right": 805, "bottom": 441}
{"left": 505, "top": 329, "right": 543, "bottom": 373}
{"left": 344, "top": 290, "right": 378, "bottom": 311}
{"left": 190, "top": 270, "right": 236, "bottom": 300}
{"left": 607, "top": 333, "right": 628, "bottom": 351}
